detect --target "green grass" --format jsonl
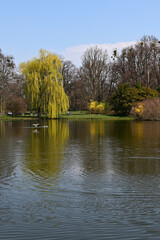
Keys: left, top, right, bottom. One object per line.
{"left": 0, "top": 114, "right": 39, "bottom": 121}
{"left": 60, "top": 111, "right": 134, "bottom": 120}
{"left": 0, "top": 111, "right": 135, "bottom": 121}
{"left": 0, "top": 115, "right": 11, "bottom": 120}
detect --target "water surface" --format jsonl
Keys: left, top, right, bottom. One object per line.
{"left": 0, "top": 120, "right": 160, "bottom": 239}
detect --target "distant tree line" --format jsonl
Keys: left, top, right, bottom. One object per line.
{"left": 1, "top": 35, "right": 160, "bottom": 117}
{"left": 62, "top": 35, "right": 160, "bottom": 117}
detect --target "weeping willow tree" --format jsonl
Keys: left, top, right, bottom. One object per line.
{"left": 20, "top": 49, "right": 69, "bottom": 118}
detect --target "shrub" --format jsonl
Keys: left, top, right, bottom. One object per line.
{"left": 130, "top": 102, "right": 144, "bottom": 119}
{"left": 89, "top": 101, "right": 97, "bottom": 114}
{"left": 156, "top": 86, "right": 160, "bottom": 93}
{"left": 137, "top": 86, "right": 159, "bottom": 100}
{"left": 110, "top": 84, "right": 139, "bottom": 116}
{"left": 6, "top": 95, "right": 27, "bottom": 116}
{"left": 131, "top": 99, "right": 160, "bottom": 120}
{"left": 89, "top": 101, "right": 105, "bottom": 114}
{"left": 104, "top": 102, "right": 112, "bottom": 113}
{"left": 96, "top": 102, "right": 105, "bottom": 114}
{"left": 111, "top": 83, "right": 159, "bottom": 116}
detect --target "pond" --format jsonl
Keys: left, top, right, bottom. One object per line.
{"left": 0, "top": 119, "right": 160, "bottom": 239}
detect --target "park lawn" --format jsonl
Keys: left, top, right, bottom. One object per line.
{"left": 0, "top": 115, "right": 39, "bottom": 121}
{"left": 0, "top": 111, "right": 134, "bottom": 121}
{"left": 60, "top": 111, "right": 134, "bottom": 120}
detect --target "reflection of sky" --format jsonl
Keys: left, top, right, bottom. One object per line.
{"left": 1, "top": 120, "right": 160, "bottom": 240}
{"left": 1, "top": 120, "right": 160, "bottom": 182}
{"left": 62, "top": 135, "right": 116, "bottom": 195}
{"left": 0, "top": 121, "right": 28, "bottom": 179}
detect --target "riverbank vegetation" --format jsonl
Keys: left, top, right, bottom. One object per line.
{"left": 1, "top": 35, "right": 160, "bottom": 120}
{"left": 0, "top": 111, "right": 134, "bottom": 121}
{"left": 60, "top": 111, "right": 134, "bottom": 120}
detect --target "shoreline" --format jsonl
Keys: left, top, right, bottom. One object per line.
{"left": 0, "top": 113, "right": 134, "bottom": 121}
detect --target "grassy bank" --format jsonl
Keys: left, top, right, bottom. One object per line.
{"left": 59, "top": 111, "right": 134, "bottom": 120}
{"left": 0, "top": 111, "right": 135, "bottom": 121}
{"left": 0, "top": 115, "right": 39, "bottom": 121}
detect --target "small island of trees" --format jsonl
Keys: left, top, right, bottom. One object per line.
{"left": 1, "top": 35, "right": 160, "bottom": 120}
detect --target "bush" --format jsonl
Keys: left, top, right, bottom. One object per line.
{"left": 89, "top": 101, "right": 97, "bottom": 114}
{"left": 111, "top": 83, "right": 159, "bottom": 116}
{"left": 130, "top": 102, "right": 144, "bottom": 119}
{"left": 6, "top": 95, "right": 27, "bottom": 116}
{"left": 110, "top": 84, "right": 139, "bottom": 115}
{"left": 137, "top": 86, "right": 159, "bottom": 100}
{"left": 156, "top": 86, "right": 160, "bottom": 93}
{"left": 131, "top": 99, "right": 160, "bottom": 120}
{"left": 89, "top": 101, "right": 105, "bottom": 114}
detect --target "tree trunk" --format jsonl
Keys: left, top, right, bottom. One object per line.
{"left": 1, "top": 98, "right": 3, "bottom": 113}
{"left": 37, "top": 107, "right": 41, "bottom": 118}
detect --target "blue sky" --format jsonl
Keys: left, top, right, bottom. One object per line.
{"left": 0, "top": 0, "right": 160, "bottom": 66}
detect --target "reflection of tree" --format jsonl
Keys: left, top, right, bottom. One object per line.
{"left": 0, "top": 121, "right": 6, "bottom": 137}
{"left": 110, "top": 121, "right": 160, "bottom": 176}
{"left": 0, "top": 121, "right": 28, "bottom": 179}
{"left": 131, "top": 121, "right": 160, "bottom": 141}
{"left": 24, "top": 120, "right": 69, "bottom": 178}
{"left": 0, "top": 121, "right": 28, "bottom": 138}
{"left": 132, "top": 122, "right": 144, "bottom": 139}
{"left": 90, "top": 121, "right": 105, "bottom": 140}
{"left": 69, "top": 120, "right": 160, "bottom": 176}
{"left": 80, "top": 121, "right": 106, "bottom": 173}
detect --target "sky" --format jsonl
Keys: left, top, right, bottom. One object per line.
{"left": 0, "top": 0, "right": 160, "bottom": 66}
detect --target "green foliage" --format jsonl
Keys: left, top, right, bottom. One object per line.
{"left": 111, "top": 83, "right": 159, "bottom": 116}
{"left": 156, "top": 86, "right": 160, "bottom": 93}
{"left": 20, "top": 49, "right": 69, "bottom": 118}
{"left": 104, "top": 102, "right": 111, "bottom": 112}
{"left": 135, "top": 82, "right": 142, "bottom": 91}
{"left": 137, "top": 86, "right": 159, "bottom": 101}
{"left": 111, "top": 84, "right": 139, "bottom": 115}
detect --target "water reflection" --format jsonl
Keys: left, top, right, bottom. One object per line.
{"left": 0, "top": 121, "right": 28, "bottom": 179}
{"left": 23, "top": 120, "right": 69, "bottom": 178}
{"left": 1, "top": 120, "right": 160, "bottom": 179}
{"left": 67, "top": 120, "right": 160, "bottom": 176}
{"left": 1, "top": 120, "right": 160, "bottom": 240}
{"left": 90, "top": 121, "right": 105, "bottom": 139}
{"left": 84, "top": 121, "right": 106, "bottom": 172}
{"left": 113, "top": 121, "right": 160, "bottom": 176}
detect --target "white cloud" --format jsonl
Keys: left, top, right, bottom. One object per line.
{"left": 61, "top": 41, "right": 136, "bottom": 66}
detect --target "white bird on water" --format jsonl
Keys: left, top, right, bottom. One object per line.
{"left": 32, "top": 123, "right": 39, "bottom": 128}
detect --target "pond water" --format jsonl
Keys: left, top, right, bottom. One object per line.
{"left": 0, "top": 119, "right": 160, "bottom": 239}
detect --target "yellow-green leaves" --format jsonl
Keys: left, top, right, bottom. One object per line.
{"left": 89, "top": 101, "right": 105, "bottom": 114}
{"left": 20, "top": 49, "right": 69, "bottom": 118}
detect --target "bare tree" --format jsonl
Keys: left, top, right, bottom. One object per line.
{"left": 62, "top": 60, "right": 88, "bottom": 110}
{"left": 0, "top": 49, "right": 16, "bottom": 112}
{"left": 6, "top": 95, "right": 27, "bottom": 116}
{"left": 62, "top": 60, "right": 78, "bottom": 96}
{"left": 70, "top": 77, "right": 88, "bottom": 110}
{"left": 109, "top": 35, "right": 160, "bottom": 89}
{"left": 80, "top": 46, "right": 109, "bottom": 102}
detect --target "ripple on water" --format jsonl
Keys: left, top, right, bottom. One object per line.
{"left": 1, "top": 120, "right": 160, "bottom": 239}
